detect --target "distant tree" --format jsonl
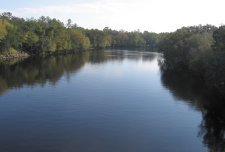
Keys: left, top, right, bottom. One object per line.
{"left": 0, "top": 12, "right": 13, "bottom": 20}
{"left": 22, "top": 31, "right": 39, "bottom": 52}
{"left": 67, "top": 19, "right": 72, "bottom": 28}
{"left": 0, "top": 19, "right": 9, "bottom": 40}
{"left": 213, "top": 26, "right": 225, "bottom": 52}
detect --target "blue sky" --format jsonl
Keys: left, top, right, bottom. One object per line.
{"left": 1, "top": 0, "right": 225, "bottom": 32}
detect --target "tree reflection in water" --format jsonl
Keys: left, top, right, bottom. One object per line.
{"left": 0, "top": 50, "right": 156, "bottom": 95}
{"left": 1, "top": 50, "right": 220, "bottom": 151}
{"left": 160, "top": 69, "right": 225, "bottom": 152}
{"left": 0, "top": 52, "right": 90, "bottom": 95}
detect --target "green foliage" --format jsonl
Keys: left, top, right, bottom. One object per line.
{"left": 160, "top": 25, "right": 225, "bottom": 94}
{"left": 23, "top": 31, "right": 39, "bottom": 44}
{"left": 159, "top": 25, "right": 216, "bottom": 70}
{"left": 0, "top": 13, "right": 92, "bottom": 55}
{"left": 143, "top": 31, "right": 159, "bottom": 50}
{"left": 1, "top": 47, "right": 18, "bottom": 55}
{"left": 68, "top": 29, "right": 90, "bottom": 50}
{"left": 0, "top": 12, "right": 170, "bottom": 55}
{"left": 213, "top": 26, "right": 225, "bottom": 52}
{"left": 0, "top": 19, "right": 9, "bottom": 40}
{"left": 86, "top": 29, "right": 112, "bottom": 48}
{"left": 0, "top": 19, "right": 20, "bottom": 53}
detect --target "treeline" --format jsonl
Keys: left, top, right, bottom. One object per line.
{"left": 0, "top": 12, "right": 162, "bottom": 56}
{"left": 0, "top": 12, "right": 91, "bottom": 56}
{"left": 1, "top": 12, "right": 225, "bottom": 93}
{"left": 159, "top": 25, "right": 225, "bottom": 96}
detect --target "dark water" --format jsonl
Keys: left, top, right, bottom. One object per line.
{"left": 0, "top": 50, "right": 224, "bottom": 152}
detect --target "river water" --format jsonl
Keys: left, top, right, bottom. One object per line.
{"left": 0, "top": 50, "right": 221, "bottom": 152}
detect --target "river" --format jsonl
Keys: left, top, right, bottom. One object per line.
{"left": 0, "top": 50, "right": 223, "bottom": 152}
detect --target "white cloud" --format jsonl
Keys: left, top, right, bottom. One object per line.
{"left": 2, "top": 0, "right": 225, "bottom": 32}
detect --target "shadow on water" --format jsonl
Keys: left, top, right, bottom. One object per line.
{"left": 160, "top": 68, "right": 225, "bottom": 152}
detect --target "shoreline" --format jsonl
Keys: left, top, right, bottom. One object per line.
{"left": 0, "top": 50, "right": 88, "bottom": 63}
{"left": 0, "top": 52, "right": 30, "bottom": 62}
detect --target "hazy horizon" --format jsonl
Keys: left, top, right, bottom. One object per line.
{"left": 1, "top": 0, "right": 225, "bottom": 33}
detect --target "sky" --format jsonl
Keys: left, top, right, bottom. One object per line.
{"left": 0, "top": 0, "right": 225, "bottom": 33}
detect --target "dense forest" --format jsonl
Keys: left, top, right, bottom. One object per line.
{"left": 159, "top": 25, "right": 225, "bottom": 98}
{"left": 0, "top": 12, "right": 161, "bottom": 57}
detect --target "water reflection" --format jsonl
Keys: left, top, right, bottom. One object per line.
{"left": 1, "top": 50, "right": 224, "bottom": 151}
{"left": 160, "top": 69, "right": 225, "bottom": 152}
{"left": 0, "top": 52, "right": 90, "bottom": 95}
{"left": 0, "top": 50, "right": 163, "bottom": 152}
{"left": 0, "top": 50, "right": 157, "bottom": 95}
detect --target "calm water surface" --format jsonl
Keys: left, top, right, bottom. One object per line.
{"left": 0, "top": 50, "right": 222, "bottom": 152}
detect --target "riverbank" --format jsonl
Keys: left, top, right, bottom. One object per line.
{"left": 0, "top": 49, "right": 92, "bottom": 63}
{"left": 0, "top": 49, "right": 29, "bottom": 62}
